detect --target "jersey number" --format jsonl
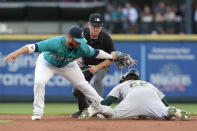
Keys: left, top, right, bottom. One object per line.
{"left": 129, "top": 81, "right": 149, "bottom": 88}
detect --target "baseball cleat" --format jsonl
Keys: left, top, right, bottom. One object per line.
{"left": 180, "top": 111, "right": 190, "bottom": 120}
{"left": 168, "top": 107, "right": 190, "bottom": 120}
{"left": 79, "top": 101, "right": 100, "bottom": 119}
{"left": 31, "top": 115, "right": 42, "bottom": 120}
{"left": 78, "top": 109, "right": 89, "bottom": 119}
{"left": 94, "top": 114, "right": 105, "bottom": 119}
{"left": 71, "top": 111, "right": 82, "bottom": 118}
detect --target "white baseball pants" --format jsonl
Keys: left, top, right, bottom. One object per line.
{"left": 33, "top": 53, "right": 103, "bottom": 116}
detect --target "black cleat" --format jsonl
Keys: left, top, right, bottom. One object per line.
{"left": 71, "top": 111, "right": 82, "bottom": 118}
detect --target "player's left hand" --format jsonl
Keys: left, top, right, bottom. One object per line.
{"left": 88, "top": 65, "right": 99, "bottom": 74}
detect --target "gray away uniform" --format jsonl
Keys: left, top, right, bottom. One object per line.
{"left": 99, "top": 80, "right": 169, "bottom": 119}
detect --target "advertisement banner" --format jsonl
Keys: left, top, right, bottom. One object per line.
{"left": 0, "top": 40, "right": 197, "bottom": 101}
{"left": 0, "top": 41, "right": 139, "bottom": 100}
{"left": 146, "top": 42, "right": 197, "bottom": 97}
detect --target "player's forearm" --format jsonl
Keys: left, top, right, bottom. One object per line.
{"left": 100, "top": 96, "right": 118, "bottom": 106}
{"left": 95, "top": 60, "right": 113, "bottom": 70}
{"left": 11, "top": 44, "right": 37, "bottom": 56}
{"left": 95, "top": 49, "right": 116, "bottom": 60}
{"left": 14, "top": 46, "right": 30, "bottom": 55}
{"left": 161, "top": 97, "right": 169, "bottom": 107}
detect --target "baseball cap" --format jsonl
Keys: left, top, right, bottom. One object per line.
{"left": 68, "top": 26, "right": 87, "bottom": 44}
{"left": 89, "top": 13, "right": 103, "bottom": 27}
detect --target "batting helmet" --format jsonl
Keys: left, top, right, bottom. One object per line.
{"left": 119, "top": 68, "right": 140, "bottom": 83}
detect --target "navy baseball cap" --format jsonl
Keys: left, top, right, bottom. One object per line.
{"left": 68, "top": 26, "right": 87, "bottom": 44}
{"left": 89, "top": 13, "right": 103, "bottom": 27}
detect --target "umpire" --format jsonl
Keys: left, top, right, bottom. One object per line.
{"left": 72, "top": 13, "right": 115, "bottom": 117}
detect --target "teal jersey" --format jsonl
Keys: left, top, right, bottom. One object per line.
{"left": 36, "top": 36, "right": 95, "bottom": 67}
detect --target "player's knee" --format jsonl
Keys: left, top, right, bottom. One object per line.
{"left": 34, "top": 81, "right": 45, "bottom": 88}
{"left": 75, "top": 80, "right": 89, "bottom": 88}
{"left": 75, "top": 81, "right": 91, "bottom": 93}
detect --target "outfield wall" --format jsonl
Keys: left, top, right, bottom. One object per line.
{"left": 0, "top": 35, "right": 197, "bottom": 102}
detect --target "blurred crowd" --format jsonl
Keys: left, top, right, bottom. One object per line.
{"left": 0, "top": 0, "right": 104, "bottom": 2}
{"left": 1, "top": 0, "right": 197, "bottom": 34}
{"left": 103, "top": 1, "right": 188, "bottom": 34}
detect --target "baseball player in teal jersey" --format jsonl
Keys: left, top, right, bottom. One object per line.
{"left": 79, "top": 69, "right": 190, "bottom": 120}
{"left": 5, "top": 26, "right": 117, "bottom": 120}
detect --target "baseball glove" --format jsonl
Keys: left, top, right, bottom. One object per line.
{"left": 113, "top": 51, "right": 136, "bottom": 70}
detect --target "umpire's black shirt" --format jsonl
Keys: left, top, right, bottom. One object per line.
{"left": 83, "top": 28, "right": 115, "bottom": 66}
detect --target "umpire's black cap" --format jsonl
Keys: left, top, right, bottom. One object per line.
{"left": 89, "top": 13, "right": 104, "bottom": 27}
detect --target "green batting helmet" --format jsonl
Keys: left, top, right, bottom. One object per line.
{"left": 119, "top": 68, "right": 140, "bottom": 83}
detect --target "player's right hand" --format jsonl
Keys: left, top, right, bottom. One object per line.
{"left": 5, "top": 52, "right": 19, "bottom": 62}
{"left": 76, "top": 59, "right": 82, "bottom": 68}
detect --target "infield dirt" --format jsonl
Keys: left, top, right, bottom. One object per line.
{"left": 0, "top": 115, "right": 197, "bottom": 131}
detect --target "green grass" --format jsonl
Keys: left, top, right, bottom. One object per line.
{"left": 0, "top": 103, "right": 78, "bottom": 115}
{"left": 0, "top": 120, "right": 13, "bottom": 124}
{"left": 0, "top": 103, "right": 197, "bottom": 115}
{"left": 169, "top": 103, "right": 197, "bottom": 115}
